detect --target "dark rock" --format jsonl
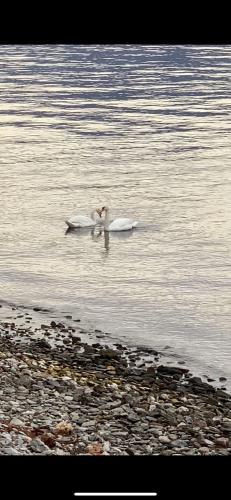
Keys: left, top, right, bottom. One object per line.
{"left": 71, "top": 336, "right": 81, "bottom": 344}
{"left": 36, "top": 339, "right": 51, "bottom": 349}
{"left": 84, "top": 345, "right": 97, "bottom": 354}
{"left": 157, "top": 365, "right": 189, "bottom": 375}
{"left": 100, "top": 349, "right": 119, "bottom": 360}
{"left": 18, "top": 375, "right": 32, "bottom": 387}
{"left": 190, "top": 376, "right": 203, "bottom": 384}
{"left": 50, "top": 321, "right": 57, "bottom": 328}
{"left": 146, "top": 366, "right": 156, "bottom": 375}
{"left": 114, "top": 344, "right": 124, "bottom": 350}
{"left": 216, "top": 389, "right": 229, "bottom": 399}
{"left": 63, "top": 339, "right": 71, "bottom": 345}
{"left": 125, "top": 448, "right": 135, "bottom": 455}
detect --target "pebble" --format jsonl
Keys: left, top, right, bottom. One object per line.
{"left": 103, "top": 441, "right": 110, "bottom": 452}
{"left": 70, "top": 412, "right": 79, "bottom": 421}
{"left": 215, "top": 437, "right": 229, "bottom": 447}
{"left": 223, "top": 418, "right": 231, "bottom": 424}
{"left": 158, "top": 436, "right": 171, "bottom": 444}
{"left": 10, "top": 418, "right": 24, "bottom": 426}
{"left": 82, "top": 420, "right": 97, "bottom": 427}
{"left": 2, "top": 447, "right": 21, "bottom": 455}
{"left": 160, "top": 394, "right": 169, "bottom": 400}
{"left": 198, "top": 447, "right": 210, "bottom": 454}
{"left": 202, "top": 439, "right": 214, "bottom": 447}
{"left": 30, "top": 438, "right": 51, "bottom": 453}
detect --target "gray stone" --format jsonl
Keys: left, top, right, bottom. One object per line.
{"left": 159, "top": 435, "right": 171, "bottom": 444}
{"left": 10, "top": 418, "right": 24, "bottom": 426}
{"left": 81, "top": 420, "right": 97, "bottom": 427}
{"left": 30, "top": 438, "right": 50, "bottom": 453}
{"left": 1, "top": 447, "right": 20, "bottom": 455}
{"left": 63, "top": 396, "right": 73, "bottom": 402}
{"left": 169, "top": 434, "right": 178, "bottom": 441}
{"left": 112, "top": 431, "right": 129, "bottom": 437}
{"left": 202, "top": 439, "right": 214, "bottom": 447}
{"left": 150, "top": 428, "right": 162, "bottom": 437}
{"left": 70, "top": 412, "right": 79, "bottom": 421}
{"left": 104, "top": 401, "right": 122, "bottom": 410}
{"left": 160, "top": 394, "right": 169, "bottom": 400}
{"left": 171, "top": 440, "right": 189, "bottom": 448}
{"left": 199, "top": 447, "right": 210, "bottom": 454}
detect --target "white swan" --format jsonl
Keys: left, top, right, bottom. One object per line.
{"left": 65, "top": 208, "right": 102, "bottom": 228}
{"left": 100, "top": 206, "right": 138, "bottom": 232}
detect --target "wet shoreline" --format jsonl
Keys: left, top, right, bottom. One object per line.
{"left": 0, "top": 301, "right": 230, "bottom": 455}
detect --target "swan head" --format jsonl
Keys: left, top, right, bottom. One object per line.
{"left": 95, "top": 208, "right": 102, "bottom": 217}
{"left": 101, "top": 206, "right": 109, "bottom": 213}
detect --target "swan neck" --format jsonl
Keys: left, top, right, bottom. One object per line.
{"left": 90, "top": 210, "right": 96, "bottom": 221}
{"left": 104, "top": 209, "right": 110, "bottom": 229}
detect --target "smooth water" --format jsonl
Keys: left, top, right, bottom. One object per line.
{"left": 0, "top": 44, "right": 231, "bottom": 382}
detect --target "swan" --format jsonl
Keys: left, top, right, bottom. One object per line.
{"left": 65, "top": 208, "right": 102, "bottom": 228}
{"left": 100, "top": 206, "right": 138, "bottom": 232}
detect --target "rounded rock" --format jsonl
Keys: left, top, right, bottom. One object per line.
{"left": 215, "top": 437, "right": 229, "bottom": 448}
{"left": 159, "top": 435, "right": 171, "bottom": 444}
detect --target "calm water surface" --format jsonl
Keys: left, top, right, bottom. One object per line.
{"left": 0, "top": 45, "right": 231, "bottom": 383}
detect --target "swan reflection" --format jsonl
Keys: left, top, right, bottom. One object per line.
{"left": 103, "top": 227, "right": 135, "bottom": 253}
{"left": 65, "top": 225, "right": 134, "bottom": 252}
{"left": 65, "top": 226, "right": 103, "bottom": 241}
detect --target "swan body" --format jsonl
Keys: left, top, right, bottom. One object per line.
{"left": 65, "top": 209, "right": 102, "bottom": 228}
{"left": 101, "top": 206, "right": 138, "bottom": 232}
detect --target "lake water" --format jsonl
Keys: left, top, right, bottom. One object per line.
{"left": 0, "top": 44, "right": 231, "bottom": 384}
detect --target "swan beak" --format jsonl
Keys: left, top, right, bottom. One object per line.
{"left": 96, "top": 208, "right": 102, "bottom": 218}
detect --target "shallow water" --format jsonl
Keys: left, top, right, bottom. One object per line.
{"left": 0, "top": 44, "right": 231, "bottom": 384}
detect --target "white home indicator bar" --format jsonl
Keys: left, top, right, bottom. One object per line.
{"left": 74, "top": 494, "right": 157, "bottom": 497}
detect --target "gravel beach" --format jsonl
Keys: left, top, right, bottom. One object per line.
{"left": 0, "top": 302, "right": 230, "bottom": 455}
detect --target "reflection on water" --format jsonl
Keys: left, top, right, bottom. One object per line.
{"left": 103, "top": 229, "right": 136, "bottom": 252}
{"left": 65, "top": 225, "right": 135, "bottom": 252}
{"left": 0, "top": 45, "right": 231, "bottom": 384}
{"left": 65, "top": 226, "right": 103, "bottom": 240}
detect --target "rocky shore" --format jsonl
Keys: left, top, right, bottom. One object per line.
{"left": 0, "top": 302, "right": 230, "bottom": 455}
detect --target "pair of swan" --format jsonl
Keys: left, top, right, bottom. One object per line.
{"left": 65, "top": 206, "right": 138, "bottom": 232}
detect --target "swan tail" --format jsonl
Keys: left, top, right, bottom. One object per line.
{"left": 132, "top": 221, "right": 138, "bottom": 227}
{"left": 65, "top": 220, "right": 77, "bottom": 228}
